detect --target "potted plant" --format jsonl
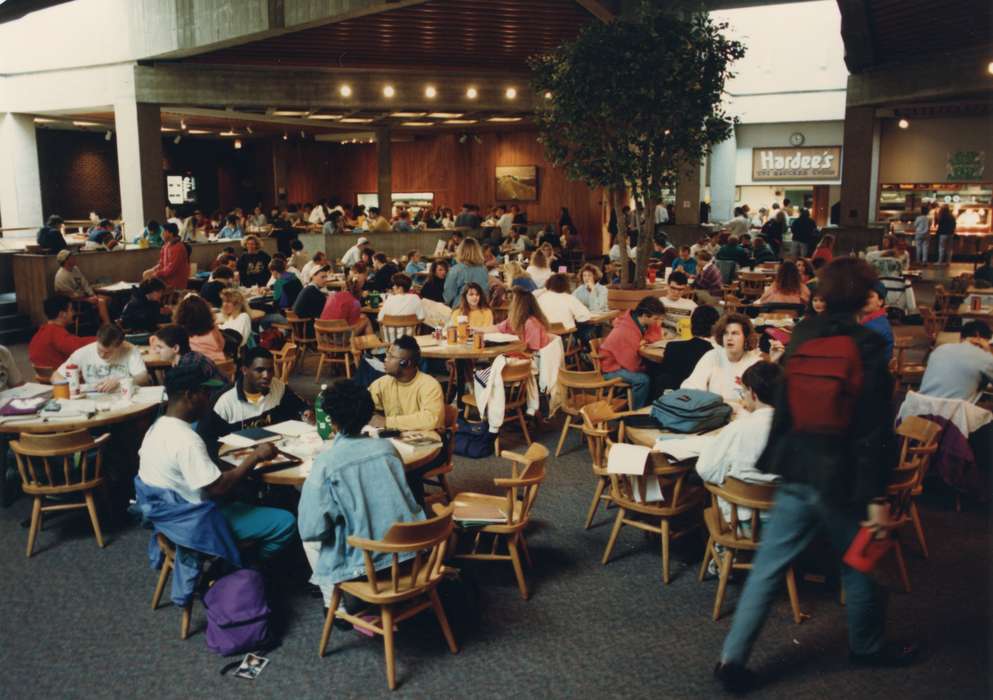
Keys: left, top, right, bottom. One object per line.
{"left": 530, "top": 2, "right": 744, "bottom": 296}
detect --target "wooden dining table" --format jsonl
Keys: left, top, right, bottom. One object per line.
{"left": 0, "top": 393, "right": 164, "bottom": 435}
{"left": 418, "top": 338, "right": 526, "bottom": 360}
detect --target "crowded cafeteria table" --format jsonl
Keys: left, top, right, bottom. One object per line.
{"left": 0, "top": 386, "right": 165, "bottom": 435}
{"left": 618, "top": 406, "right": 727, "bottom": 474}
{"left": 417, "top": 336, "right": 526, "bottom": 360}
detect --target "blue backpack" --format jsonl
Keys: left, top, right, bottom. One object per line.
{"left": 650, "top": 389, "right": 732, "bottom": 434}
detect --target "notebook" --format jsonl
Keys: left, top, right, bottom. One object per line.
{"left": 451, "top": 498, "right": 507, "bottom": 524}
{"left": 220, "top": 427, "right": 282, "bottom": 448}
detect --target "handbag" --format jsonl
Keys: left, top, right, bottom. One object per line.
{"left": 454, "top": 417, "right": 494, "bottom": 458}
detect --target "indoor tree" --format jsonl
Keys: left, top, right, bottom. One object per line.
{"left": 530, "top": 3, "right": 744, "bottom": 287}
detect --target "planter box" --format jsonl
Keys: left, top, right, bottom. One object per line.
{"left": 607, "top": 286, "right": 662, "bottom": 311}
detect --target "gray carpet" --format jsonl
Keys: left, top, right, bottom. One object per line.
{"left": 0, "top": 345, "right": 990, "bottom": 698}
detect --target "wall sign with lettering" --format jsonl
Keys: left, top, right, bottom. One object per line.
{"left": 751, "top": 146, "right": 842, "bottom": 181}
{"left": 947, "top": 151, "right": 985, "bottom": 181}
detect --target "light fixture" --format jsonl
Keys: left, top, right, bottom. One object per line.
{"left": 187, "top": 129, "right": 211, "bottom": 134}
{"left": 382, "top": 85, "right": 395, "bottom": 98}
{"left": 308, "top": 113, "right": 342, "bottom": 120}
{"left": 487, "top": 117, "right": 522, "bottom": 123}
{"left": 391, "top": 112, "right": 426, "bottom": 118}
{"left": 466, "top": 86, "right": 478, "bottom": 99}
{"left": 429, "top": 112, "right": 463, "bottom": 119}
{"left": 340, "top": 117, "right": 373, "bottom": 124}
{"left": 180, "top": 119, "right": 187, "bottom": 131}
{"left": 544, "top": 91, "right": 552, "bottom": 100}
{"left": 72, "top": 121, "right": 100, "bottom": 127}
{"left": 473, "top": 135, "right": 482, "bottom": 144}
{"left": 300, "top": 130, "right": 306, "bottom": 138}
{"left": 104, "top": 130, "right": 112, "bottom": 141}
{"left": 402, "top": 121, "right": 433, "bottom": 127}
{"left": 283, "top": 131, "right": 288, "bottom": 141}
{"left": 368, "top": 138, "right": 374, "bottom": 144}
{"left": 425, "top": 85, "right": 437, "bottom": 98}
{"left": 234, "top": 139, "right": 242, "bottom": 149}
{"left": 173, "top": 134, "right": 182, "bottom": 144}
{"left": 219, "top": 129, "right": 238, "bottom": 136}
{"left": 339, "top": 84, "right": 352, "bottom": 97}
{"left": 272, "top": 109, "right": 307, "bottom": 116}
{"left": 459, "top": 134, "right": 468, "bottom": 144}
{"left": 505, "top": 87, "right": 517, "bottom": 99}
{"left": 445, "top": 119, "right": 478, "bottom": 125}
{"left": 33, "top": 117, "right": 57, "bottom": 124}
{"left": 246, "top": 125, "right": 253, "bottom": 134}
{"left": 988, "top": 60, "right": 993, "bottom": 75}
{"left": 898, "top": 118, "right": 910, "bottom": 129}
{"left": 341, "top": 140, "right": 347, "bottom": 144}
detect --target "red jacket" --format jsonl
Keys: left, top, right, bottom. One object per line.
{"left": 157, "top": 240, "right": 190, "bottom": 290}
{"left": 28, "top": 323, "right": 94, "bottom": 369}
{"left": 599, "top": 310, "right": 662, "bottom": 374}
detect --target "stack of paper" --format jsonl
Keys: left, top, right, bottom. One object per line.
{"left": 0, "top": 383, "right": 53, "bottom": 403}
{"left": 133, "top": 386, "right": 166, "bottom": 404}
{"left": 606, "top": 443, "right": 663, "bottom": 503}
{"left": 268, "top": 420, "right": 317, "bottom": 438}
{"left": 483, "top": 332, "right": 523, "bottom": 344}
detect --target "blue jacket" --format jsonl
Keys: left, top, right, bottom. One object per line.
{"left": 218, "top": 225, "right": 243, "bottom": 239}
{"left": 672, "top": 257, "right": 698, "bottom": 275}
{"left": 297, "top": 434, "right": 424, "bottom": 587}
{"left": 133, "top": 477, "right": 241, "bottom": 606}
{"left": 443, "top": 263, "right": 490, "bottom": 306}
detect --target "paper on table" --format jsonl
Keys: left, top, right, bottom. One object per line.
{"left": 43, "top": 399, "right": 97, "bottom": 416}
{"left": 652, "top": 434, "right": 714, "bottom": 462}
{"left": 607, "top": 443, "right": 651, "bottom": 475}
{"left": 0, "top": 383, "right": 53, "bottom": 402}
{"left": 133, "top": 386, "right": 166, "bottom": 403}
{"left": 268, "top": 420, "right": 317, "bottom": 438}
{"left": 99, "top": 281, "right": 138, "bottom": 292}
{"left": 484, "top": 332, "right": 522, "bottom": 344}
{"left": 414, "top": 334, "right": 439, "bottom": 348}
{"left": 219, "top": 433, "right": 267, "bottom": 448}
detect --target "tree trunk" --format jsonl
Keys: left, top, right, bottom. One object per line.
{"left": 634, "top": 197, "right": 658, "bottom": 289}
{"left": 611, "top": 188, "right": 630, "bottom": 286}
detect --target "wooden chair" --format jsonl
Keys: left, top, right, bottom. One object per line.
{"left": 438, "top": 444, "right": 547, "bottom": 600}
{"left": 10, "top": 430, "right": 110, "bottom": 557}
{"left": 318, "top": 506, "right": 458, "bottom": 690}
{"left": 892, "top": 335, "right": 929, "bottom": 392}
{"left": 932, "top": 285, "right": 953, "bottom": 332}
{"left": 380, "top": 314, "right": 420, "bottom": 344}
{"left": 549, "top": 322, "right": 582, "bottom": 370}
{"left": 351, "top": 332, "right": 388, "bottom": 365}
{"left": 737, "top": 272, "right": 770, "bottom": 301}
{"left": 283, "top": 310, "right": 316, "bottom": 369}
{"left": 917, "top": 306, "right": 941, "bottom": 346}
{"left": 555, "top": 369, "right": 626, "bottom": 457}
{"left": 422, "top": 404, "right": 458, "bottom": 506}
{"left": 891, "top": 416, "right": 942, "bottom": 561}
{"left": 32, "top": 365, "right": 55, "bottom": 384}
{"left": 462, "top": 359, "right": 534, "bottom": 449}
{"left": 601, "top": 448, "right": 705, "bottom": 583}
{"left": 151, "top": 533, "right": 194, "bottom": 639}
{"left": 215, "top": 358, "right": 236, "bottom": 383}
{"left": 314, "top": 319, "right": 356, "bottom": 379}
{"left": 579, "top": 401, "right": 624, "bottom": 529}
{"left": 588, "top": 337, "right": 635, "bottom": 406}
{"left": 722, "top": 295, "right": 743, "bottom": 314}
{"left": 700, "top": 478, "right": 803, "bottom": 622}
{"left": 491, "top": 303, "right": 510, "bottom": 325}
{"left": 271, "top": 342, "right": 299, "bottom": 383}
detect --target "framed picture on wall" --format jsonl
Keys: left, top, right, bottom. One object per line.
{"left": 495, "top": 166, "right": 538, "bottom": 201}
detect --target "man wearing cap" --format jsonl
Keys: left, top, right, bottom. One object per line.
{"left": 54, "top": 250, "right": 112, "bottom": 326}
{"left": 37, "top": 214, "right": 68, "bottom": 254}
{"left": 137, "top": 365, "right": 296, "bottom": 564}
{"left": 341, "top": 236, "right": 369, "bottom": 268}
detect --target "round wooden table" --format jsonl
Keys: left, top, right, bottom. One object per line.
{"left": 257, "top": 438, "right": 442, "bottom": 487}
{"left": 419, "top": 339, "right": 526, "bottom": 360}
{"left": 638, "top": 340, "right": 670, "bottom": 363}
{"left": 0, "top": 395, "right": 163, "bottom": 434}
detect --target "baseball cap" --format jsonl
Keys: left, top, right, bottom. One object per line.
{"left": 357, "top": 236, "right": 369, "bottom": 245}
{"left": 164, "top": 365, "right": 226, "bottom": 394}
{"left": 56, "top": 249, "right": 72, "bottom": 264}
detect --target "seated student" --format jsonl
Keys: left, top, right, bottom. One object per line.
{"left": 445, "top": 230, "right": 465, "bottom": 255}
{"left": 369, "top": 253, "right": 401, "bottom": 293}
{"left": 300, "top": 251, "right": 329, "bottom": 286}
{"left": 269, "top": 257, "right": 303, "bottom": 311}
{"left": 37, "top": 214, "right": 68, "bottom": 254}
{"left": 378, "top": 273, "right": 425, "bottom": 322}
{"left": 218, "top": 214, "right": 243, "bottom": 239}
{"left": 150, "top": 324, "right": 228, "bottom": 385}
{"left": 572, "top": 264, "right": 609, "bottom": 313}
{"left": 756, "top": 260, "right": 810, "bottom": 307}
{"left": 482, "top": 243, "right": 502, "bottom": 269}
{"left": 404, "top": 249, "right": 426, "bottom": 276}
{"left": 289, "top": 239, "right": 309, "bottom": 272}
{"left": 652, "top": 237, "right": 678, "bottom": 268}
{"left": 919, "top": 320, "right": 993, "bottom": 402}
{"left": 526, "top": 249, "right": 553, "bottom": 289}
{"left": 598, "top": 296, "right": 665, "bottom": 408}
{"left": 538, "top": 273, "right": 592, "bottom": 329}
{"left": 87, "top": 218, "right": 114, "bottom": 243}
{"left": 501, "top": 228, "right": 528, "bottom": 257}
{"left": 420, "top": 260, "right": 449, "bottom": 304}
{"left": 750, "top": 236, "right": 777, "bottom": 265}
{"left": 475, "top": 286, "right": 553, "bottom": 352}
{"left": 134, "top": 219, "right": 164, "bottom": 247}
{"left": 293, "top": 265, "right": 331, "bottom": 319}
{"left": 173, "top": 294, "right": 227, "bottom": 364}
{"left": 29, "top": 296, "right": 96, "bottom": 370}
{"left": 974, "top": 252, "right": 993, "bottom": 287}
{"left": 367, "top": 207, "right": 391, "bottom": 232}
{"left": 450, "top": 282, "right": 493, "bottom": 327}
{"left": 198, "top": 347, "right": 312, "bottom": 453}
{"left": 393, "top": 210, "right": 416, "bottom": 232}
{"left": 692, "top": 250, "right": 724, "bottom": 301}
{"left": 217, "top": 289, "right": 253, "bottom": 348}
{"left": 651, "top": 305, "right": 719, "bottom": 394}
{"left": 671, "top": 245, "right": 697, "bottom": 275}
{"left": 681, "top": 312, "right": 761, "bottom": 403}
{"left": 341, "top": 236, "right": 369, "bottom": 269}
{"left": 298, "top": 379, "right": 425, "bottom": 608}
{"left": 54, "top": 323, "right": 150, "bottom": 392}
{"left": 200, "top": 266, "right": 235, "bottom": 308}
{"left": 660, "top": 270, "right": 697, "bottom": 334}
{"left": 53, "top": 250, "right": 111, "bottom": 326}
{"left": 321, "top": 278, "right": 374, "bottom": 336}
{"left": 83, "top": 229, "right": 119, "bottom": 252}
{"left": 120, "top": 277, "right": 168, "bottom": 333}
{"left": 237, "top": 235, "right": 272, "bottom": 288}
{"left": 609, "top": 233, "right": 636, "bottom": 263}
{"left": 209, "top": 251, "right": 237, "bottom": 273}
{"left": 716, "top": 236, "right": 751, "bottom": 268}
{"left": 368, "top": 336, "right": 445, "bottom": 432}
{"left": 860, "top": 281, "right": 894, "bottom": 362}
{"left": 136, "top": 365, "right": 296, "bottom": 563}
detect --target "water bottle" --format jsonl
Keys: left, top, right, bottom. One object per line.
{"left": 315, "top": 383, "right": 332, "bottom": 440}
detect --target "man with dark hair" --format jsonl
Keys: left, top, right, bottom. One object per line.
{"left": 200, "top": 265, "right": 235, "bottom": 308}
{"left": 37, "top": 214, "right": 68, "bottom": 254}
{"left": 54, "top": 250, "right": 112, "bottom": 326}
{"left": 714, "top": 257, "right": 909, "bottom": 693}
{"left": 292, "top": 265, "right": 331, "bottom": 319}
{"left": 378, "top": 272, "right": 425, "bottom": 322}
{"left": 150, "top": 324, "right": 228, "bottom": 386}
{"left": 368, "top": 336, "right": 444, "bottom": 432}
{"left": 919, "top": 320, "right": 993, "bottom": 403}
{"left": 143, "top": 222, "right": 190, "bottom": 291}
{"left": 197, "top": 347, "right": 312, "bottom": 456}
{"left": 29, "top": 296, "right": 95, "bottom": 369}
{"left": 369, "top": 253, "right": 400, "bottom": 292}
{"left": 650, "top": 304, "right": 719, "bottom": 394}
{"left": 298, "top": 379, "right": 424, "bottom": 609}
{"left": 120, "top": 277, "right": 167, "bottom": 332}
{"left": 599, "top": 296, "right": 666, "bottom": 408}
{"left": 53, "top": 323, "right": 149, "bottom": 391}
{"left": 660, "top": 269, "right": 697, "bottom": 334}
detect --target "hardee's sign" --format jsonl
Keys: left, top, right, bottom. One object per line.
{"left": 752, "top": 146, "right": 842, "bottom": 181}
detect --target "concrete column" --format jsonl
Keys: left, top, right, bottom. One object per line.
{"left": 114, "top": 101, "right": 164, "bottom": 238}
{"left": 375, "top": 126, "right": 392, "bottom": 215}
{"left": 708, "top": 131, "right": 737, "bottom": 223}
{"left": 0, "top": 113, "right": 44, "bottom": 228}
{"left": 675, "top": 161, "right": 702, "bottom": 225}
{"left": 839, "top": 105, "right": 879, "bottom": 227}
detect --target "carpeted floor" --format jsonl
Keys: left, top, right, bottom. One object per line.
{"left": 0, "top": 343, "right": 990, "bottom": 698}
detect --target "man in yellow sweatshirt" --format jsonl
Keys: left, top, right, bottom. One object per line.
{"left": 368, "top": 335, "right": 444, "bottom": 432}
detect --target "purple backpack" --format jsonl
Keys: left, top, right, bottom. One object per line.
{"left": 202, "top": 569, "right": 271, "bottom": 656}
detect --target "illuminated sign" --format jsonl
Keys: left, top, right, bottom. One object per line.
{"left": 752, "top": 147, "right": 842, "bottom": 181}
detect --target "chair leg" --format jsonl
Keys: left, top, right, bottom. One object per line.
{"left": 909, "top": 501, "right": 929, "bottom": 558}
{"left": 318, "top": 585, "right": 342, "bottom": 657}
{"left": 439, "top": 473, "right": 454, "bottom": 501}
{"left": 584, "top": 478, "right": 607, "bottom": 530}
{"left": 517, "top": 409, "right": 532, "bottom": 445}
{"left": 698, "top": 536, "right": 714, "bottom": 582}
{"left": 785, "top": 566, "right": 803, "bottom": 624}
{"left": 428, "top": 588, "right": 459, "bottom": 654}
{"left": 554, "top": 414, "right": 572, "bottom": 457}
{"left": 713, "top": 551, "right": 733, "bottom": 621}
{"left": 152, "top": 556, "right": 172, "bottom": 609}
{"left": 508, "top": 537, "right": 530, "bottom": 600}
{"left": 601, "top": 508, "right": 625, "bottom": 565}
{"left": 84, "top": 491, "right": 105, "bottom": 548}
{"left": 519, "top": 533, "right": 533, "bottom": 568}
{"left": 381, "top": 605, "right": 397, "bottom": 690}
{"left": 344, "top": 354, "right": 352, "bottom": 379}
{"left": 180, "top": 603, "right": 192, "bottom": 640}
{"left": 25, "top": 496, "right": 42, "bottom": 557}
{"left": 660, "top": 518, "right": 671, "bottom": 584}
{"left": 893, "top": 539, "right": 912, "bottom": 593}
{"left": 315, "top": 353, "right": 326, "bottom": 381}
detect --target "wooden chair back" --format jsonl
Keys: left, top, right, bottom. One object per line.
{"left": 285, "top": 310, "right": 316, "bottom": 346}
{"left": 380, "top": 314, "right": 420, "bottom": 343}
{"left": 588, "top": 337, "right": 605, "bottom": 373}
{"left": 892, "top": 416, "right": 941, "bottom": 494}
{"left": 548, "top": 322, "right": 581, "bottom": 368}
{"left": 32, "top": 365, "right": 56, "bottom": 384}
{"left": 314, "top": 319, "right": 354, "bottom": 351}
{"left": 559, "top": 369, "right": 623, "bottom": 415}
{"left": 502, "top": 360, "right": 533, "bottom": 410}
{"left": 491, "top": 303, "right": 510, "bottom": 324}
{"left": 737, "top": 272, "right": 770, "bottom": 300}
{"left": 703, "top": 477, "right": 777, "bottom": 545}
{"left": 345, "top": 506, "right": 454, "bottom": 597}
{"left": 271, "top": 342, "right": 298, "bottom": 382}
{"left": 11, "top": 430, "right": 109, "bottom": 492}
{"left": 579, "top": 401, "right": 621, "bottom": 472}
{"left": 351, "top": 333, "right": 388, "bottom": 364}
{"left": 492, "top": 443, "right": 548, "bottom": 529}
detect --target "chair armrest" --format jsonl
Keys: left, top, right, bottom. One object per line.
{"left": 500, "top": 449, "right": 530, "bottom": 465}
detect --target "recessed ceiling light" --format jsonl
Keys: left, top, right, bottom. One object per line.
{"left": 429, "top": 112, "right": 463, "bottom": 119}
{"left": 33, "top": 117, "right": 57, "bottom": 124}
{"left": 383, "top": 85, "right": 395, "bottom": 98}
{"left": 898, "top": 118, "right": 910, "bottom": 129}
{"left": 988, "top": 61, "right": 993, "bottom": 75}
{"left": 219, "top": 129, "right": 238, "bottom": 136}
{"left": 246, "top": 125, "right": 253, "bottom": 134}
{"left": 180, "top": 119, "right": 187, "bottom": 130}
{"left": 445, "top": 119, "right": 477, "bottom": 125}
{"left": 307, "top": 113, "right": 342, "bottom": 120}
{"left": 283, "top": 132, "right": 288, "bottom": 140}
{"left": 272, "top": 109, "right": 307, "bottom": 116}
{"left": 187, "top": 129, "right": 211, "bottom": 134}
{"left": 339, "top": 117, "right": 373, "bottom": 123}
{"left": 72, "top": 121, "right": 100, "bottom": 127}
{"left": 339, "top": 84, "right": 352, "bottom": 97}
{"left": 425, "top": 85, "right": 437, "bottom": 98}
{"left": 402, "top": 121, "right": 434, "bottom": 127}
{"left": 391, "top": 112, "right": 427, "bottom": 118}
{"left": 487, "top": 117, "right": 523, "bottom": 123}
{"left": 160, "top": 126, "right": 178, "bottom": 132}
{"left": 234, "top": 139, "right": 242, "bottom": 149}
{"left": 544, "top": 91, "right": 552, "bottom": 100}
{"left": 505, "top": 87, "right": 517, "bottom": 99}
{"left": 466, "top": 87, "right": 478, "bottom": 99}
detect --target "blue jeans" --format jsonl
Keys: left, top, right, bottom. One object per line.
{"left": 937, "top": 235, "right": 952, "bottom": 264}
{"left": 914, "top": 235, "right": 929, "bottom": 264}
{"left": 721, "top": 483, "right": 883, "bottom": 665}
{"left": 604, "top": 369, "right": 651, "bottom": 409}
{"left": 219, "top": 501, "right": 296, "bottom": 560}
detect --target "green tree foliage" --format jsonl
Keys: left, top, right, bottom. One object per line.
{"left": 531, "top": 4, "right": 744, "bottom": 286}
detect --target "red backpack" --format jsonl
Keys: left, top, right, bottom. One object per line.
{"left": 784, "top": 336, "right": 863, "bottom": 434}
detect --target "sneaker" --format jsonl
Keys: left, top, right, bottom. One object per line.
{"left": 850, "top": 641, "right": 920, "bottom": 667}
{"left": 714, "top": 661, "right": 756, "bottom": 694}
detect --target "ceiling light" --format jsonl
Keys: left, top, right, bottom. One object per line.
{"left": 308, "top": 113, "right": 342, "bottom": 120}
{"left": 425, "top": 85, "right": 437, "bottom": 98}
{"left": 72, "top": 121, "right": 100, "bottom": 127}
{"left": 272, "top": 109, "right": 307, "bottom": 116}
{"left": 368, "top": 138, "right": 374, "bottom": 144}
{"left": 33, "top": 117, "right": 57, "bottom": 124}
{"left": 402, "top": 121, "right": 433, "bottom": 127}
{"left": 487, "top": 117, "right": 522, "bottom": 123}
{"left": 283, "top": 132, "right": 288, "bottom": 140}
{"left": 160, "top": 126, "right": 177, "bottom": 132}
{"left": 300, "top": 130, "right": 306, "bottom": 138}
{"left": 104, "top": 130, "right": 112, "bottom": 141}
{"left": 988, "top": 61, "right": 993, "bottom": 75}
{"left": 445, "top": 119, "right": 477, "bottom": 125}
{"left": 340, "top": 117, "right": 373, "bottom": 124}
{"left": 341, "top": 140, "right": 347, "bottom": 145}
{"left": 459, "top": 134, "right": 467, "bottom": 144}
{"left": 466, "top": 87, "right": 478, "bottom": 99}
{"left": 246, "top": 125, "right": 253, "bottom": 134}
{"left": 180, "top": 119, "right": 187, "bottom": 131}
{"left": 391, "top": 112, "right": 426, "bottom": 118}
{"left": 898, "top": 118, "right": 910, "bottom": 129}
{"left": 339, "top": 84, "right": 352, "bottom": 97}
{"left": 173, "top": 134, "right": 182, "bottom": 144}
{"left": 219, "top": 129, "right": 238, "bottom": 136}
{"left": 505, "top": 87, "right": 517, "bottom": 99}
{"left": 473, "top": 135, "right": 482, "bottom": 144}
{"left": 382, "top": 85, "right": 395, "bottom": 98}
{"left": 544, "top": 91, "right": 552, "bottom": 100}
{"left": 234, "top": 139, "right": 242, "bottom": 149}
{"left": 429, "top": 112, "right": 463, "bottom": 119}
{"left": 187, "top": 129, "right": 211, "bottom": 134}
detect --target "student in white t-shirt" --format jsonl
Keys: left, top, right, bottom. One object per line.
{"left": 681, "top": 313, "right": 761, "bottom": 403}
{"left": 53, "top": 324, "right": 149, "bottom": 392}
{"left": 537, "top": 273, "right": 592, "bottom": 329}
{"left": 377, "top": 272, "right": 425, "bottom": 322}
{"left": 660, "top": 270, "right": 697, "bottom": 333}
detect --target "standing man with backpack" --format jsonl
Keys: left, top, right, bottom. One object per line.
{"left": 714, "top": 257, "right": 915, "bottom": 693}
